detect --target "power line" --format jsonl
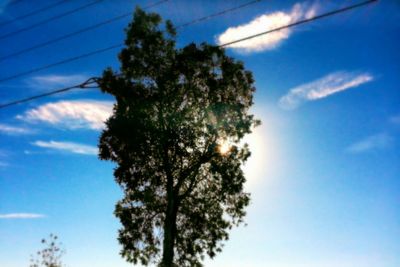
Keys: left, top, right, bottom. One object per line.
{"left": 177, "top": 0, "right": 261, "bottom": 28}
{"left": 0, "top": 0, "right": 377, "bottom": 84}
{"left": 0, "top": 43, "right": 123, "bottom": 83}
{"left": 0, "top": 0, "right": 260, "bottom": 79}
{"left": 0, "top": 77, "right": 99, "bottom": 110}
{"left": 0, "top": 1, "right": 172, "bottom": 81}
{"left": 0, "top": 0, "right": 256, "bottom": 63}
{"left": 0, "top": 0, "right": 69, "bottom": 27}
{"left": 0, "top": 0, "right": 103, "bottom": 41}
{"left": 220, "top": 0, "right": 378, "bottom": 48}
{"left": 0, "top": 0, "right": 170, "bottom": 62}
{"left": 0, "top": 0, "right": 378, "bottom": 110}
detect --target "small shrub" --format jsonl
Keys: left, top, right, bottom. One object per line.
{"left": 29, "top": 234, "right": 65, "bottom": 267}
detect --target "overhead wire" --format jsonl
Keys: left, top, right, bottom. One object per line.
{"left": 219, "top": 0, "right": 378, "bottom": 47}
{"left": 0, "top": 0, "right": 254, "bottom": 62}
{"left": 0, "top": 0, "right": 69, "bottom": 27}
{"left": 0, "top": 0, "right": 378, "bottom": 110}
{"left": 0, "top": 0, "right": 261, "bottom": 81}
{"left": 0, "top": 43, "right": 123, "bottom": 84}
{"left": 176, "top": 0, "right": 261, "bottom": 28}
{"left": 0, "top": 77, "right": 99, "bottom": 109}
{"left": 0, "top": 0, "right": 103, "bottom": 41}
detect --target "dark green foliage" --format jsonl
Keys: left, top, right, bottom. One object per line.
{"left": 29, "top": 234, "right": 65, "bottom": 267}
{"left": 98, "top": 7, "right": 260, "bottom": 267}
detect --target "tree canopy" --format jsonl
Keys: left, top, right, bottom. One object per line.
{"left": 98, "top": 7, "right": 260, "bottom": 267}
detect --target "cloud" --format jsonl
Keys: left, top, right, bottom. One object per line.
{"left": 32, "top": 140, "right": 98, "bottom": 155}
{"left": 28, "top": 74, "right": 89, "bottom": 89}
{"left": 0, "top": 123, "right": 33, "bottom": 135}
{"left": 18, "top": 100, "right": 113, "bottom": 130}
{"left": 279, "top": 71, "right": 374, "bottom": 110}
{"left": 0, "top": 213, "right": 45, "bottom": 219}
{"left": 216, "top": 2, "right": 319, "bottom": 53}
{"left": 346, "top": 133, "right": 393, "bottom": 153}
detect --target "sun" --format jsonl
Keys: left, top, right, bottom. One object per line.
{"left": 218, "top": 139, "right": 231, "bottom": 155}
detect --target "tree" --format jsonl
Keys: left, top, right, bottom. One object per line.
{"left": 29, "top": 234, "right": 65, "bottom": 267}
{"left": 98, "top": 7, "right": 260, "bottom": 267}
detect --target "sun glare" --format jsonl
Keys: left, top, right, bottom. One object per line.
{"left": 218, "top": 140, "right": 231, "bottom": 155}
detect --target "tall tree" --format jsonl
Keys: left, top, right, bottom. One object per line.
{"left": 98, "top": 7, "right": 260, "bottom": 267}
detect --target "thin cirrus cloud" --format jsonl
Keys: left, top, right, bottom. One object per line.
{"left": 17, "top": 100, "right": 113, "bottom": 130}
{"left": 0, "top": 213, "right": 45, "bottom": 219}
{"left": 32, "top": 140, "right": 98, "bottom": 155}
{"left": 28, "top": 74, "right": 89, "bottom": 89}
{"left": 0, "top": 123, "right": 33, "bottom": 135}
{"left": 216, "top": 2, "right": 319, "bottom": 53}
{"left": 278, "top": 71, "right": 374, "bottom": 110}
{"left": 346, "top": 133, "right": 393, "bottom": 154}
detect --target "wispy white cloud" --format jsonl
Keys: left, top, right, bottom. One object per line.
{"left": 18, "top": 100, "right": 113, "bottom": 130}
{"left": 216, "top": 2, "right": 319, "bottom": 53}
{"left": 279, "top": 71, "right": 374, "bottom": 110}
{"left": 28, "top": 74, "right": 89, "bottom": 89}
{"left": 0, "top": 213, "right": 45, "bottom": 219}
{"left": 346, "top": 133, "right": 393, "bottom": 153}
{"left": 0, "top": 123, "right": 33, "bottom": 135}
{"left": 32, "top": 140, "right": 98, "bottom": 155}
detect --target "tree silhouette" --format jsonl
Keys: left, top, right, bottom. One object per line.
{"left": 98, "top": 7, "right": 259, "bottom": 267}
{"left": 29, "top": 234, "right": 65, "bottom": 267}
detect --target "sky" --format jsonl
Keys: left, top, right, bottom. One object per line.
{"left": 0, "top": 0, "right": 399, "bottom": 266}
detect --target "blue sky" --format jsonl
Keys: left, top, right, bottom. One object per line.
{"left": 0, "top": 0, "right": 399, "bottom": 266}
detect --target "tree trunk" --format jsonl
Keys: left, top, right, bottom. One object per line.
{"left": 161, "top": 186, "right": 178, "bottom": 267}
